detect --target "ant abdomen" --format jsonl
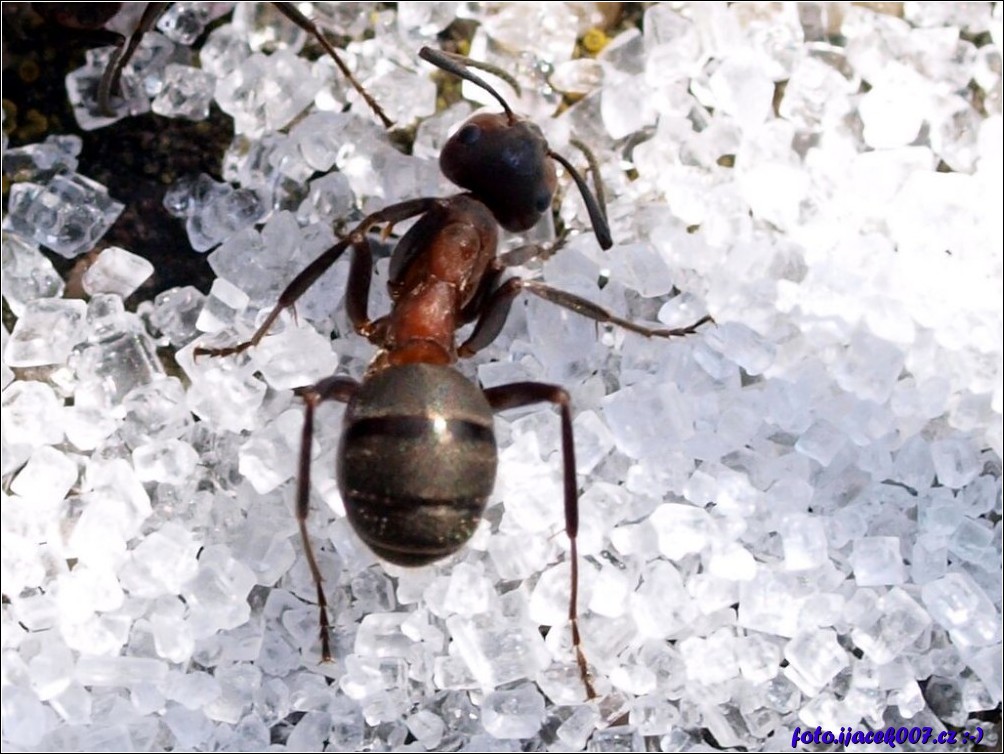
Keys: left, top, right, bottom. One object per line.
{"left": 337, "top": 364, "right": 498, "bottom": 567}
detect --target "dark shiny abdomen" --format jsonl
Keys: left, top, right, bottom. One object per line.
{"left": 337, "top": 364, "right": 498, "bottom": 566}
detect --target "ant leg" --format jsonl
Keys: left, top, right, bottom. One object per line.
{"left": 521, "top": 280, "right": 713, "bottom": 338}
{"left": 296, "top": 376, "right": 359, "bottom": 661}
{"left": 345, "top": 237, "right": 376, "bottom": 338}
{"left": 272, "top": 2, "right": 393, "bottom": 129}
{"left": 459, "top": 277, "right": 712, "bottom": 357}
{"left": 482, "top": 382, "right": 595, "bottom": 700}
{"left": 497, "top": 230, "right": 570, "bottom": 268}
{"left": 458, "top": 264, "right": 504, "bottom": 325}
{"left": 98, "top": 2, "right": 170, "bottom": 116}
{"left": 195, "top": 198, "right": 439, "bottom": 358}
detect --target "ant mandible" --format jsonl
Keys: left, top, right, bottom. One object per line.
{"left": 194, "top": 46, "right": 712, "bottom": 700}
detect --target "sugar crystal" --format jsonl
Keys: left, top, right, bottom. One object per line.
{"left": 3, "top": 174, "right": 124, "bottom": 258}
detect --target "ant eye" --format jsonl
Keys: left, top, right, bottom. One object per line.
{"left": 535, "top": 191, "right": 551, "bottom": 213}
{"left": 457, "top": 124, "right": 481, "bottom": 145}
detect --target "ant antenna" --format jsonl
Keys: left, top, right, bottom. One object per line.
{"left": 570, "top": 139, "right": 608, "bottom": 223}
{"left": 549, "top": 151, "right": 613, "bottom": 250}
{"left": 419, "top": 47, "right": 518, "bottom": 123}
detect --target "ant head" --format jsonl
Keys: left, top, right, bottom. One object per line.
{"left": 420, "top": 47, "right": 613, "bottom": 249}
{"left": 440, "top": 112, "right": 557, "bottom": 233}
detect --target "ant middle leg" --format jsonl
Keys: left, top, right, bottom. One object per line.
{"left": 459, "top": 276, "right": 713, "bottom": 357}
{"left": 195, "top": 198, "right": 439, "bottom": 358}
{"left": 295, "top": 376, "right": 359, "bottom": 660}
{"left": 482, "top": 381, "right": 595, "bottom": 700}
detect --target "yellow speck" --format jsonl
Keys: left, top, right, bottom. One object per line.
{"left": 19, "top": 59, "right": 41, "bottom": 84}
{"left": 3, "top": 99, "right": 18, "bottom": 130}
{"left": 19, "top": 109, "right": 48, "bottom": 141}
{"left": 582, "top": 28, "right": 609, "bottom": 55}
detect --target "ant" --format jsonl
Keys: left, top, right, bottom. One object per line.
{"left": 193, "top": 46, "right": 712, "bottom": 699}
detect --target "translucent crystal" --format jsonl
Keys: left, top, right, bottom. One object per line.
{"left": 781, "top": 514, "right": 828, "bottom": 570}
{"left": 398, "top": 2, "right": 460, "bottom": 35}
{"left": 794, "top": 420, "right": 846, "bottom": 466}
{"left": 151, "top": 64, "right": 216, "bottom": 120}
{"left": 679, "top": 630, "right": 739, "bottom": 685}
{"left": 250, "top": 323, "right": 339, "bottom": 390}
{"left": 182, "top": 546, "right": 257, "bottom": 639}
{"left": 406, "top": 709, "right": 445, "bottom": 749}
{"left": 81, "top": 246, "right": 154, "bottom": 298}
{"left": 296, "top": 171, "right": 355, "bottom": 226}
{"left": 0, "top": 326, "right": 10, "bottom": 391}
{"left": 649, "top": 504, "right": 713, "bottom": 560}
{"left": 156, "top": 2, "right": 216, "bottom": 45}
{"left": 3, "top": 173, "right": 124, "bottom": 258}
{"left": 215, "top": 50, "right": 322, "bottom": 137}
{"left": 1, "top": 380, "right": 65, "bottom": 450}
{"left": 850, "top": 537, "right": 906, "bottom": 587}
{"left": 929, "top": 437, "right": 981, "bottom": 489}
{"left": 6, "top": 298, "right": 86, "bottom": 367}
{"left": 2, "top": 134, "right": 81, "bottom": 183}
{"left": 783, "top": 629, "right": 849, "bottom": 695}
{"left": 75, "top": 655, "right": 169, "bottom": 687}
{"left": 706, "top": 57, "right": 774, "bottom": 127}
{"left": 199, "top": 24, "right": 251, "bottom": 78}
{"left": 148, "top": 286, "right": 206, "bottom": 347}
{"left": 922, "top": 572, "right": 1001, "bottom": 649}
{"left": 1, "top": 686, "right": 55, "bottom": 746}
{"left": 120, "top": 377, "right": 192, "bottom": 448}
{"left": 237, "top": 409, "right": 301, "bottom": 494}
{"left": 73, "top": 325, "right": 164, "bottom": 408}
{"left": 132, "top": 439, "right": 199, "bottom": 483}
{"left": 195, "top": 277, "right": 250, "bottom": 333}
{"left": 778, "top": 55, "right": 855, "bottom": 131}
{"left": 10, "top": 446, "right": 78, "bottom": 506}
{"left": 446, "top": 612, "right": 551, "bottom": 688}
{"left": 119, "top": 523, "right": 201, "bottom": 599}
{"left": 588, "top": 725, "right": 643, "bottom": 752}
{"left": 65, "top": 46, "right": 151, "bottom": 130}
{"left": 1, "top": 234, "right": 65, "bottom": 316}
{"left": 852, "top": 587, "right": 931, "bottom": 664}
{"left": 602, "top": 381, "right": 695, "bottom": 459}
{"left": 481, "top": 685, "right": 545, "bottom": 739}
{"left": 186, "top": 182, "right": 265, "bottom": 253}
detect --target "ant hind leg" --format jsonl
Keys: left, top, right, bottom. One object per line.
{"left": 295, "top": 376, "right": 360, "bottom": 661}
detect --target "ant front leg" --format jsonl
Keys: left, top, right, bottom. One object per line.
{"left": 482, "top": 382, "right": 595, "bottom": 700}
{"left": 195, "top": 198, "right": 439, "bottom": 359}
{"left": 459, "top": 277, "right": 713, "bottom": 357}
{"left": 295, "top": 375, "right": 359, "bottom": 661}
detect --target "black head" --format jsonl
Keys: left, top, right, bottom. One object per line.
{"left": 420, "top": 46, "right": 613, "bottom": 249}
{"left": 441, "top": 112, "right": 557, "bottom": 233}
